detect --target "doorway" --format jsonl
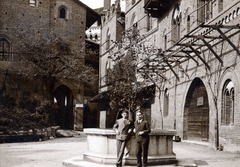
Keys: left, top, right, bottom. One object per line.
{"left": 183, "top": 78, "right": 209, "bottom": 141}
{"left": 54, "top": 85, "right": 74, "bottom": 129}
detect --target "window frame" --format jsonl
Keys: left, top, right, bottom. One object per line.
{"left": 221, "top": 80, "right": 234, "bottom": 126}
{"left": 163, "top": 88, "right": 169, "bottom": 117}
{"left": 59, "top": 6, "right": 67, "bottom": 19}
{"left": 0, "top": 37, "right": 12, "bottom": 61}
{"left": 29, "top": 0, "right": 37, "bottom": 7}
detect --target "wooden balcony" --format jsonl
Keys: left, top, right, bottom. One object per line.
{"left": 144, "top": 0, "right": 178, "bottom": 18}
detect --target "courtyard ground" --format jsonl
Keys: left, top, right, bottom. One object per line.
{"left": 0, "top": 132, "right": 239, "bottom": 167}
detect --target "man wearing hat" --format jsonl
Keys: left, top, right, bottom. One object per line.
{"left": 113, "top": 109, "right": 132, "bottom": 167}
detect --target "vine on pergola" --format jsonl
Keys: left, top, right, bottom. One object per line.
{"left": 106, "top": 28, "right": 166, "bottom": 115}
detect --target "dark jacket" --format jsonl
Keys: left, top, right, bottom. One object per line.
{"left": 134, "top": 120, "right": 151, "bottom": 142}
{"left": 113, "top": 118, "right": 132, "bottom": 141}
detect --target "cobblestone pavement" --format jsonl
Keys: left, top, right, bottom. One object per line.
{"left": 0, "top": 132, "right": 239, "bottom": 167}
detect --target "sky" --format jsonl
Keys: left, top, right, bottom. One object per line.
{"left": 80, "top": 0, "right": 103, "bottom": 9}
{"left": 80, "top": 0, "right": 125, "bottom": 11}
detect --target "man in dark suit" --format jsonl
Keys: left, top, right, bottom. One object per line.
{"left": 113, "top": 109, "right": 132, "bottom": 167}
{"left": 134, "top": 110, "right": 151, "bottom": 167}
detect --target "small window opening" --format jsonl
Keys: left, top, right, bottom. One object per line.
{"left": 60, "top": 8, "right": 66, "bottom": 19}
{"left": 30, "top": 0, "right": 36, "bottom": 7}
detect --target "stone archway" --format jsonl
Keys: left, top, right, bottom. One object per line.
{"left": 54, "top": 85, "right": 74, "bottom": 129}
{"left": 183, "top": 78, "right": 209, "bottom": 141}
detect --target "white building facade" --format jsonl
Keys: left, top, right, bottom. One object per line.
{"left": 99, "top": 0, "right": 240, "bottom": 151}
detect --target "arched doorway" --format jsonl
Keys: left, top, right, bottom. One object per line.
{"left": 183, "top": 78, "right": 209, "bottom": 141}
{"left": 54, "top": 85, "right": 74, "bottom": 129}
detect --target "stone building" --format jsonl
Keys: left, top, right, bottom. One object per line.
{"left": 97, "top": 0, "right": 240, "bottom": 152}
{"left": 0, "top": 0, "right": 100, "bottom": 130}
{"left": 92, "top": 0, "right": 125, "bottom": 128}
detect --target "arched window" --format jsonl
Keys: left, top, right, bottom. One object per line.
{"left": 164, "top": 35, "right": 167, "bottom": 50}
{"left": 0, "top": 37, "right": 11, "bottom": 61}
{"left": 163, "top": 88, "right": 169, "bottom": 117}
{"left": 131, "top": 13, "right": 138, "bottom": 34}
{"left": 131, "top": 13, "right": 137, "bottom": 26}
{"left": 185, "top": 7, "right": 191, "bottom": 33}
{"left": 105, "top": 59, "right": 111, "bottom": 84}
{"left": 162, "top": 28, "right": 167, "bottom": 50}
{"left": 221, "top": 80, "right": 234, "bottom": 125}
{"left": 171, "top": 4, "right": 181, "bottom": 43}
{"left": 106, "top": 29, "right": 110, "bottom": 50}
{"left": 59, "top": 7, "right": 67, "bottom": 19}
{"left": 187, "top": 15, "right": 190, "bottom": 33}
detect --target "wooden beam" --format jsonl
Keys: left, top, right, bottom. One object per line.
{"left": 177, "top": 43, "right": 204, "bottom": 47}
{"left": 172, "top": 54, "right": 188, "bottom": 58}
{"left": 200, "top": 24, "right": 240, "bottom": 29}
{"left": 164, "top": 60, "right": 180, "bottom": 81}
{"left": 181, "top": 51, "right": 199, "bottom": 65}
{"left": 198, "top": 36, "right": 223, "bottom": 66}
{"left": 181, "top": 48, "right": 201, "bottom": 54}
{"left": 188, "top": 45, "right": 210, "bottom": 69}
{"left": 216, "top": 28, "right": 240, "bottom": 55}
{"left": 187, "top": 35, "right": 222, "bottom": 39}
{"left": 169, "top": 55, "right": 190, "bottom": 79}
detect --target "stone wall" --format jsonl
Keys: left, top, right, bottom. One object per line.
{"left": 0, "top": 0, "right": 100, "bottom": 130}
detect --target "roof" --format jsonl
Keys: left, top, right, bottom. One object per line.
{"left": 73, "top": 0, "right": 101, "bottom": 28}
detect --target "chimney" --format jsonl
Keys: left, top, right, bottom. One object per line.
{"left": 104, "top": 0, "right": 111, "bottom": 11}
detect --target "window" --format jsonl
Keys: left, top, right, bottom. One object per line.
{"left": 186, "top": 7, "right": 191, "bottom": 33}
{"left": 221, "top": 80, "right": 234, "bottom": 125}
{"left": 105, "top": 59, "right": 111, "bottom": 84}
{"left": 171, "top": 4, "right": 181, "bottom": 43}
{"left": 197, "top": 0, "right": 212, "bottom": 23}
{"left": 29, "top": 0, "right": 36, "bottom": 7}
{"left": 219, "top": 0, "right": 223, "bottom": 12}
{"left": 187, "top": 15, "right": 191, "bottom": 33}
{"left": 163, "top": 88, "right": 169, "bottom": 117}
{"left": 163, "top": 28, "right": 167, "bottom": 50}
{"left": 59, "top": 7, "right": 66, "bottom": 19}
{"left": 106, "top": 29, "right": 110, "bottom": 50}
{"left": 147, "top": 14, "right": 152, "bottom": 31}
{"left": 0, "top": 37, "right": 11, "bottom": 61}
{"left": 164, "top": 35, "right": 167, "bottom": 50}
{"left": 131, "top": 13, "right": 138, "bottom": 34}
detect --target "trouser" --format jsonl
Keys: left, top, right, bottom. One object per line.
{"left": 116, "top": 139, "right": 126, "bottom": 166}
{"left": 136, "top": 139, "right": 149, "bottom": 167}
